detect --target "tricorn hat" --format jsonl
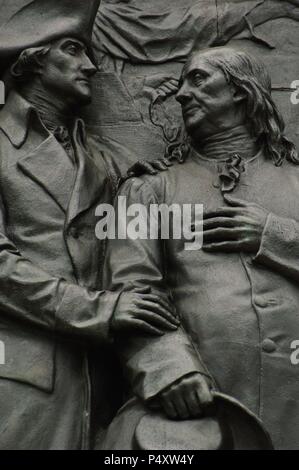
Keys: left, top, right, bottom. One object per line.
{"left": 135, "top": 392, "right": 274, "bottom": 450}
{"left": 98, "top": 393, "right": 274, "bottom": 450}
{"left": 0, "top": 0, "right": 101, "bottom": 71}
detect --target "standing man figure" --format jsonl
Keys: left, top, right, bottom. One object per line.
{"left": 103, "top": 47, "right": 299, "bottom": 449}
{"left": 0, "top": 0, "right": 178, "bottom": 449}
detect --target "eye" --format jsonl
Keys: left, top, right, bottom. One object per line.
{"left": 193, "top": 72, "right": 204, "bottom": 86}
{"left": 66, "top": 44, "right": 79, "bottom": 56}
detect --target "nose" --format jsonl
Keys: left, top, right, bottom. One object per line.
{"left": 176, "top": 83, "right": 192, "bottom": 105}
{"left": 81, "top": 53, "right": 97, "bottom": 77}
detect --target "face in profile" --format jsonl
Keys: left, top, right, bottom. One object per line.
{"left": 39, "top": 37, "right": 97, "bottom": 106}
{"left": 176, "top": 51, "right": 238, "bottom": 139}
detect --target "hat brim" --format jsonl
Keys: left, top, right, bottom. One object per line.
{"left": 0, "top": 0, "right": 101, "bottom": 69}
{"left": 134, "top": 392, "right": 274, "bottom": 450}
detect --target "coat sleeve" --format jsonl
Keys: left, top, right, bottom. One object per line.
{"left": 103, "top": 176, "right": 212, "bottom": 402}
{"left": 254, "top": 212, "right": 299, "bottom": 283}
{"left": 0, "top": 189, "right": 121, "bottom": 344}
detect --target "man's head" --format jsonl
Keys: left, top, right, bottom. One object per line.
{"left": 0, "top": 0, "right": 101, "bottom": 108}
{"left": 176, "top": 47, "right": 298, "bottom": 165}
{"left": 177, "top": 47, "right": 269, "bottom": 139}
{"left": 10, "top": 37, "right": 97, "bottom": 107}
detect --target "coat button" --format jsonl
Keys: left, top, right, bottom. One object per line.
{"left": 254, "top": 297, "right": 269, "bottom": 308}
{"left": 262, "top": 339, "right": 277, "bottom": 353}
{"left": 69, "top": 227, "right": 79, "bottom": 239}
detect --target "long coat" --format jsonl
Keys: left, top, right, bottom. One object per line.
{"left": 0, "top": 91, "right": 122, "bottom": 450}
{"left": 104, "top": 149, "right": 299, "bottom": 450}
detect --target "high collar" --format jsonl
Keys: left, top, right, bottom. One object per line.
{"left": 21, "top": 87, "right": 73, "bottom": 133}
{"left": 194, "top": 125, "right": 259, "bottom": 162}
{"left": 0, "top": 90, "right": 85, "bottom": 148}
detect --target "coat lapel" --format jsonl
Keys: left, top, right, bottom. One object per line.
{"left": 18, "top": 134, "right": 75, "bottom": 212}
{"left": 17, "top": 117, "right": 108, "bottom": 221}
{"left": 2, "top": 92, "right": 106, "bottom": 219}
{"left": 66, "top": 121, "right": 107, "bottom": 225}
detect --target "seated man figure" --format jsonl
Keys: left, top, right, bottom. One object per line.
{"left": 102, "top": 46, "right": 299, "bottom": 450}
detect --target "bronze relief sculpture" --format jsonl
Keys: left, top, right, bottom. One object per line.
{"left": 102, "top": 47, "right": 299, "bottom": 450}
{"left": 0, "top": 0, "right": 298, "bottom": 452}
{"left": 0, "top": 0, "right": 177, "bottom": 450}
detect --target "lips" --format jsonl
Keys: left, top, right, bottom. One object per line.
{"left": 76, "top": 78, "right": 90, "bottom": 85}
{"left": 182, "top": 106, "right": 199, "bottom": 115}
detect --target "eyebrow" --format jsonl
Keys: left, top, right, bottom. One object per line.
{"left": 61, "top": 39, "right": 87, "bottom": 52}
{"left": 188, "top": 67, "right": 210, "bottom": 78}
{"left": 179, "top": 67, "right": 210, "bottom": 86}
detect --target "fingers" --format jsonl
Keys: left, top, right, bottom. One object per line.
{"left": 138, "top": 299, "right": 180, "bottom": 326}
{"left": 160, "top": 374, "right": 213, "bottom": 420}
{"left": 162, "top": 389, "right": 202, "bottom": 420}
{"left": 128, "top": 162, "right": 158, "bottom": 176}
{"left": 147, "top": 398, "right": 161, "bottom": 411}
{"left": 161, "top": 396, "right": 178, "bottom": 419}
{"left": 135, "top": 309, "right": 178, "bottom": 331}
{"left": 131, "top": 286, "right": 151, "bottom": 294}
{"left": 139, "top": 162, "right": 158, "bottom": 176}
{"left": 204, "top": 200, "right": 251, "bottom": 220}
{"left": 150, "top": 158, "right": 173, "bottom": 172}
{"left": 161, "top": 389, "right": 190, "bottom": 420}
{"left": 157, "top": 80, "right": 179, "bottom": 98}
{"left": 203, "top": 240, "right": 246, "bottom": 252}
{"left": 151, "top": 160, "right": 169, "bottom": 172}
{"left": 203, "top": 206, "right": 240, "bottom": 219}
{"left": 203, "top": 216, "right": 252, "bottom": 231}
{"left": 155, "top": 296, "right": 178, "bottom": 318}
{"left": 203, "top": 227, "right": 239, "bottom": 243}
{"left": 116, "top": 317, "right": 165, "bottom": 336}
{"left": 203, "top": 227, "right": 250, "bottom": 244}
{"left": 184, "top": 390, "right": 203, "bottom": 418}
{"left": 196, "top": 379, "right": 213, "bottom": 407}
{"left": 161, "top": 158, "right": 173, "bottom": 167}
{"left": 127, "top": 319, "right": 165, "bottom": 336}
{"left": 114, "top": 290, "right": 179, "bottom": 335}
{"left": 127, "top": 158, "right": 173, "bottom": 176}
{"left": 223, "top": 194, "right": 248, "bottom": 207}
{"left": 171, "top": 392, "right": 190, "bottom": 419}
{"left": 140, "top": 294, "right": 179, "bottom": 319}
{"left": 203, "top": 216, "right": 237, "bottom": 230}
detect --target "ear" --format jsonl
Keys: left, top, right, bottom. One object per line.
{"left": 230, "top": 83, "right": 247, "bottom": 104}
{"left": 32, "top": 47, "right": 51, "bottom": 76}
{"left": 11, "top": 46, "right": 50, "bottom": 79}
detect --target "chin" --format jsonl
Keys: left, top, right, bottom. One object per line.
{"left": 184, "top": 119, "right": 201, "bottom": 135}
{"left": 183, "top": 112, "right": 205, "bottom": 130}
{"left": 80, "top": 94, "right": 92, "bottom": 106}
{"left": 73, "top": 90, "right": 92, "bottom": 106}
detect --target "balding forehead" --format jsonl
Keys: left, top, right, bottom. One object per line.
{"left": 181, "top": 53, "right": 217, "bottom": 80}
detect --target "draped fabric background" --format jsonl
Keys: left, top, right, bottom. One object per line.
{"left": 0, "top": 0, "right": 298, "bottom": 173}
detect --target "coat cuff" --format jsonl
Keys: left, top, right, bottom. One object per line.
{"left": 254, "top": 213, "right": 299, "bottom": 270}
{"left": 121, "top": 329, "right": 210, "bottom": 401}
{"left": 55, "top": 283, "right": 122, "bottom": 343}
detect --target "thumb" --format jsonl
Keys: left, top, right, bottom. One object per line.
{"left": 131, "top": 286, "right": 151, "bottom": 294}
{"left": 223, "top": 193, "right": 247, "bottom": 207}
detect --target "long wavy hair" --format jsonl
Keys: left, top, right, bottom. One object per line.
{"left": 168, "top": 47, "right": 298, "bottom": 166}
